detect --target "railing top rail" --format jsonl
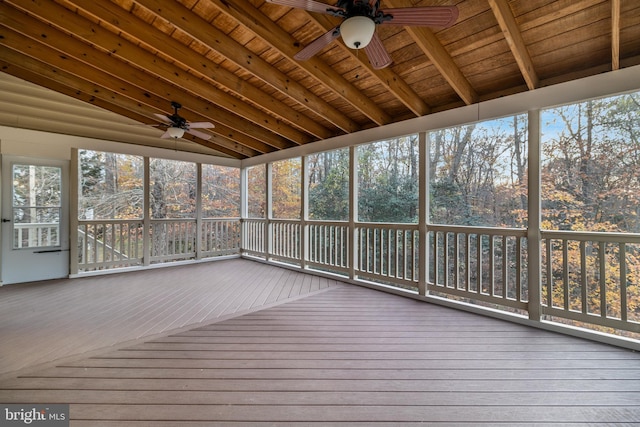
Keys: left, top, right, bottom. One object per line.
{"left": 307, "top": 219, "right": 349, "bottom": 226}
{"left": 427, "top": 223, "right": 527, "bottom": 236}
{"left": 79, "top": 218, "right": 240, "bottom": 224}
{"left": 12, "top": 205, "right": 61, "bottom": 209}
{"left": 79, "top": 219, "right": 143, "bottom": 224}
{"left": 266, "top": 218, "right": 302, "bottom": 223}
{"left": 150, "top": 218, "right": 197, "bottom": 222}
{"left": 357, "top": 222, "right": 419, "bottom": 230}
{"left": 13, "top": 222, "right": 59, "bottom": 227}
{"left": 541, "top": 229, "right": 640, "bottom": 243}
{"left": 202, "top": 217, "right": 241, "bottom": 221}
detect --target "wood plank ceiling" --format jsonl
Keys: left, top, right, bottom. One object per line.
{"left": 1, "top": 0, "right": 639, "bottom": 159}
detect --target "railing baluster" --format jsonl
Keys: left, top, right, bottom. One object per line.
{"left": 476, "top": 233, "right": 482, "bottom": 294}
{"left": 465, "top": 233, "right": 471, "bottom": 293}
{"left": 563, "top": 239, "right": 569, "bottom": 311}
{"left": 580, "top": 240, "right": 587, "bottom": 315}
{"left": 620, "top": 243, "right": 628, "bottom": 322}
{"left": 501, "top": 236, "right": 507, "bottom": 299}
{"left": 599, "top": 241, "right": 607, "bottom": 318}
{"left": 545, "top": 238, "right": 552, "bottom": 307}
{"left": 515, "top": 236, "right": 522, "bottom": 302}
{"left": 489, "top": 235, "right": 495, "bottom": 296}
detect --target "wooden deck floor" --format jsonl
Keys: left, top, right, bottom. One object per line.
{"left": 0, "top": 259, "right": 339, "bottom": 376}
{"left": 1, "top": 259, "right": 639, "bottom": 425}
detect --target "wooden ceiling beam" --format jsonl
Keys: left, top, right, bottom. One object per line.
{"left": 0, "top": 20, "right": 270, "bottom": 157}
{"left": 209, "top": 0, "right": 392, "bottom": 126}
{"left": 611, "top": 0, "right": 620, "bottom": 70}
{"left": 382, "top": 0, "right": 478, "bottom": 106}
{"left": 406, "top": 26, "right": 478, "bottom": 105}
{"left": 7, "top": 0, "right": 305, "bottom": 149}
{"left": 135, "top": 0, "right": 360, "bottom": 133}
{"left": 310, "top": 13, "right": 431, "bottom": 117}
{"left": 488, "top": 0, "right": 539, "bottom": 90}
{"left": 66, "top": 0, "right": 334, "bottom": 141}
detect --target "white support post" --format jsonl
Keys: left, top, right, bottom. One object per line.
{"left": 301, "top": 155, "right": 309, "bottom": 269}
{"left": 69, "top": 148, "right": 79, "bottom": 276}
{"left": 195, "top": 163, "right": 202, "bottom": 260}
{"left": 143, "top": 157, "right": 151, "bottom": 266}
{"left": 240, "top": 166, "right": 248, "bottom": 253}
{"left": 349, "top": 145, "right": 358, "bottom": 281}
{"left": 266, "top": 163, "right": 272, "bottom": 261}
{"left": 527, "top": 109, "right": 542, "bottom": 321}
{"left": 419, "top": 132, "right": 428, "bottom": 296}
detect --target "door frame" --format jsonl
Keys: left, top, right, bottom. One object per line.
{"left": 1, "top": 155, "right": 70, "bottom": 285}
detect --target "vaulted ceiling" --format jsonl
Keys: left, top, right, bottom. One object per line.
{"left": 1, "top": 0, "right": 638, "bottom": 159}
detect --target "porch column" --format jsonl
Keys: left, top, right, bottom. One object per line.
{"left": 301, "top": 155, "right": 309, "bottom": 269}
{"left": 143, "top": 157, "right": 151, "bottom": 266}
{"left": 349, "top": 145, "right": 358, "bottom": 281}
{"left": 70, "top": 148, "right": 79, "bottom": 275}
{"left": 195, "top": 163, "right": 202, "bottom": 260}
{"left": 419, "top": 132, "right": 428, "bottom": 296}
{"left": 240, "top": 166, "right": 248, "bottom": 253}
{"left": 527, "top": 109, "right": 542, "bottom": 321}
{"left": 266, "top": 162, "right": 272, "bottom": 261}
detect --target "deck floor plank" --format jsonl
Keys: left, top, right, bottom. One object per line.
{"left": 1, "top": 259, "right": 639, "bottom": 424}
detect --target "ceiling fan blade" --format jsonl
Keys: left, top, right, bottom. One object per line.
{"left": 188, "top": 121, "right": 215, "bottom": 129}
{"left": 265, "top": 0, "right": 341, "bottom": 15}
{"left": 160, "top": 130, "right": 172, "bottom": 139}
{"left": 154, "top": 113, "right": 173, "bottom": 123}
{"left": 379, "top": 6, "right": 459, "bottom": 28}
{"left": 364, "top": 32, "right": 392, "bottom": 69}
{"left": 186, "top": 128, "right": 212, "bottom": 140}
{"left": 294, "top": 26, "right": 341, "bottom": 61}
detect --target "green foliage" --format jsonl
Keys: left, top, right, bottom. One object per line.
{"left": 429, "top": 115, "right": 528, "bottom": 228}
{"left": 357, "top": 136, "right": 419, "bottom": 223}
{"left": 308, "top": 149, "right": 349, "bottom": 221}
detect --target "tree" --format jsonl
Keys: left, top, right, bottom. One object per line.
{"left": 308, "top": 149, "right": 349, "bottom": 221}
{"left": 429, "top": 115, "right": 528, "bottom": 227}
{"left": 357, "top": 135, "right": 419, "bottom": 223}
{"left": 272, "top": 158, "right": 301, "bottom": 219}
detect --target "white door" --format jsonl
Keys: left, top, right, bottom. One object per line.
{"left": 1, "top": 156, "right": 69, "bottom": 284}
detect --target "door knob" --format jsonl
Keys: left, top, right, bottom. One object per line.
{"left": 1, "top": 219, "right": 11, "bottom": 223}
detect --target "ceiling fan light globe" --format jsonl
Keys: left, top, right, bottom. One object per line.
{"left": 167, "top": 126, "right": 184, "bottom": 139}
{"left": 340, "top": 16, "right": 375, "bottom": 49}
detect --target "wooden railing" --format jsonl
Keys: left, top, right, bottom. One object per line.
{"left": 77, "top": 220, "right": 143, "bottom": 271}
{"left": 308, "top": 221, "right": 349, "bottom": 275}
{"left": 77, "top": 218, "right": 241, "bottom": 272}
{"left": 239, "top": 219, "right": 639, "bottom": 338}
{"left": 357, "top": 222, "right": 419, "bottom": 289}
{"left": 201, "top": 218, "right": 241, "bottom": 258}
{"left": 13, "top": 222, "right": 60, "bottom": 248}
{"left": 76, "top": 216, "right": 640, "bottom": 338}
{"left": 149, "top": 219, "right": 197, "bottom": 263}
{"left": 241, "top": 219, "right": 266, "bottom": 259}
{"left": 270, "top": 219, "right": 301, "bottom": 265}
{"left": 541, "top": 230, "right": 640, "bottom": 333}
{"left": 427, "top": 225, "right": 529, "bottom": 311}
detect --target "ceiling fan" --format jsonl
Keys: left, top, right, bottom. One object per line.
{"left": 267, "top": 0, "right": 458, "bottom": 69}
{"left": 153, "top": 101, "right": 214, "bottom": 140}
